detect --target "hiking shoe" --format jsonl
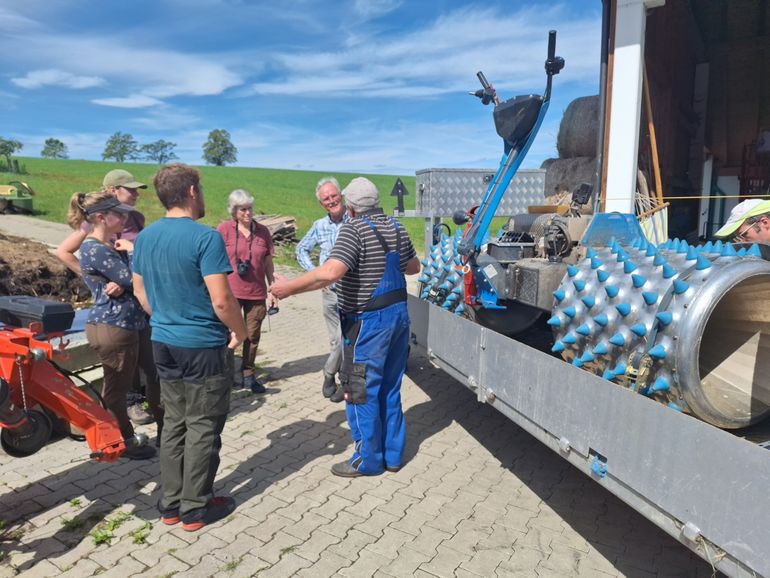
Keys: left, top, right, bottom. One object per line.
{"left": 244, "top": 374, "right": 266, "bottom": 394}
{"left": 127, "top": 403, "right": 153, "bottom": 425}
{"left": 160, "top": 507, "right": 180, "bottom": 525}
{"left": 322, "top": 374, "right": 337, "bottom": 398}
{"left": 158, "top": 499, "right": 180, "bottom": 525}
{"left": 331, "top": 461, "right": 364, "bottom": 478}
{"left": 122, "top": 444, "right": 156, "bottom": 460}
{"left": 385, "top": 464, "right": 402, "bottom": 473}
{"left": 329, "top": 385, "right": 345, "bottom": 403}
{"left": 181, "top": 497, "right": 236, "bottom": 532}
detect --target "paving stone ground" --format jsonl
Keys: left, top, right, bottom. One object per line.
{"left": 0, "top": 267, "right": 714, "bottom": 577}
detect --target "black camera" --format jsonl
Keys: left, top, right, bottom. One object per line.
{"left": 236, "top": 260, "right": 251, "bottom": 277}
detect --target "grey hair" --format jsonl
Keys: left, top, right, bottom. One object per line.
{"left": 315, "top": 176, "right": 340, "bottom": 200}
{"left": 227, "top": 188, "right": 254, "bottom": 217}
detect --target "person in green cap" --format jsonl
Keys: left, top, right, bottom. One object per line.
{"left": 56, "top": 169, "right": 148, "bottom": 274}
{"left": 715, "top": 198, "right": 770, "bottom": 243}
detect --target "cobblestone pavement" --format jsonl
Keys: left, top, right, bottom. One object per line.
{"left": 0, "top": 279, "right": 713, "bottom": 577}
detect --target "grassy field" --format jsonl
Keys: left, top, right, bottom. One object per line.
{"left": 5, "top": 157, "right": 430, "bottom": 264}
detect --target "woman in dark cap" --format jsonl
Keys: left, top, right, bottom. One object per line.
{"left": 66, "top": 190, "right": 157, "bottom": 459}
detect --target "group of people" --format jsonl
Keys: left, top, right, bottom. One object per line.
{"left": 58, "top": 163, "right": 420, "bottom": 531}
{"left": 54, "top": 156, "right": 770, "bottom": 531}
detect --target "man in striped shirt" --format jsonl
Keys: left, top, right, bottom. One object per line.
{"left": 271, "top": 177, "right": 420, "bottom": 477}
{"left": 295, "top": 177, "right": 348, "bottom": 402}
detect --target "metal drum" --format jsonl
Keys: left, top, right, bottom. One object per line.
{"left": 549, "top": 239, "right": 770, "bottom": 429}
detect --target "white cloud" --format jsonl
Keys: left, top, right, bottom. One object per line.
{"left": 92, "top": 94, "right": 164, "bottom": 109}
{"left": 0, "top": 6, "right": 41, "bottom": 33}
{"left": 353, "top": 0, "right": 402, "bottom": 19}
{"left": 133, "top": 108, "right": 202, "bottom": 131}
{"left": 12, "top": 69, "right": 105, "bottom": 90}
{"left": 246, "top": 5, "right": 600, "bottom": 100}
{"left": 224, "top": 115, "right": 558, "bottom": 175}
{"left": 2, "top": 18, "right": 243, "bottom": 101}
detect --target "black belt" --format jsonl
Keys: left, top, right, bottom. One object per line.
{"left": 363, "top": 288, "right": 407, "bottom": 312}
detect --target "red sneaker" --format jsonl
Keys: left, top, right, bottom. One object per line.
{"left": 181, "top": 497, "right": 235, "bottom": 532}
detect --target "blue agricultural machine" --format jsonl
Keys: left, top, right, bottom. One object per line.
{"left": 409, "top": 17, "right": 770, "bottom": 578}
{"left": 416, "top": 30, "right": 770, "bottom": 431}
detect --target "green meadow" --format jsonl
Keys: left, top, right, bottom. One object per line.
{"left": 7, "top": 157, "right": 429, "bottom": 265}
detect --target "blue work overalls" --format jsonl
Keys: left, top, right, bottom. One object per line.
{"left": 339, "top": 218, "right": 409, "bottom": 475}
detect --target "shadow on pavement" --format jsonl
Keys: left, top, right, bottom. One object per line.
{"left": 215, "top": 409, "right": 349, "bottom": 500}
{"left": 403, "top": 351, "right": 713, "bottom": 576}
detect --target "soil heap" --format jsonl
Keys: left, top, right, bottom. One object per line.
{"left": 0, "top": 232, "right": 88, "bottom": 302}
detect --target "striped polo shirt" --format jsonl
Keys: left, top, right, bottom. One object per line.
{"left": 328, "top": 208, "right": 416, "bottom": 313}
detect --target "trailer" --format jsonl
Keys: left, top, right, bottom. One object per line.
{"left": 403, "top": 1, "right": 770, "bottom": 576}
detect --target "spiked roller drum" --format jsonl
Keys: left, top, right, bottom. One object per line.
{"left": 549, "top": 238, "right": 770, "bottom": 429}
{"left": 418, "top": 230, "right": 467, "bottom": 316}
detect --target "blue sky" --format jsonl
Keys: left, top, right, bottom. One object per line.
{"left": 1, "top": 0, "right": 600, "bottom": 175}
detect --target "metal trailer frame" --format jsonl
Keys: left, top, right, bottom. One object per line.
{"left": 408, "top": 295, "right": 770, "bottom": 578}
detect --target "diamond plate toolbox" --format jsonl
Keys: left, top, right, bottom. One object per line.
{"left": 415, "top": 168, "right": 546, "bottom": 217}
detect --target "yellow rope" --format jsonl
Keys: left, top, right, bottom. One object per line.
{"left": 605, "top": 194, "right": 770, "bottom": 202}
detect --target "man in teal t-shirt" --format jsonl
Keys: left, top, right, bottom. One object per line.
{"left": 133, "top": 163, "right": 247, "bottom": 532}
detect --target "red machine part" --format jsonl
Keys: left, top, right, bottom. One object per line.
{"left": 0, "top": 324, "right": 125, "bottom": 462}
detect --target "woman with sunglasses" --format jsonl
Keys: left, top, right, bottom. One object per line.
{"left": 216, "top": 189, "right": 276, "bottom": 393}
{"left": 66, "top": 190, "right": 157, "bottom": 459}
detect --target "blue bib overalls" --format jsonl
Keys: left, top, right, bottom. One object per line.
{"left": 339, "top": 218, "right": 409, "bottom": 475}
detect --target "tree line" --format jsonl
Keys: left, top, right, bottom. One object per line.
{"left": 0, "top": 129, "right": 238, "bottom": 172}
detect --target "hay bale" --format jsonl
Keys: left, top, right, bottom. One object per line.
{"left": 556, "top": 95, "right": 600, "bottom": 158}
{"left": 541, "top": 157, "right": 596, "bottom": 213}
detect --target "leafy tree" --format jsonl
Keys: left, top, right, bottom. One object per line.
{"left": 141, "top": 140, "right": 178, "bottom": 164}
{"left": 202, "top": 129, "right": 237, "bottom": 166}
{"left": 0, "top": 137, "right": 23, "bottom": 171}
{"left": 41, "top": 138, "right": 69, "bottom": 159}
{"left": 102, "top": 132, "right": 139, "bottom": 162}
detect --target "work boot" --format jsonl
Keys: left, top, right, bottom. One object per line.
{"left": 331, "top": 461, "right": 364, "bottom": 478}
{"left": 122, "top": 444, "right": 156, "bottom": 460}
{"left": 322, "top": 374, "right": 337, "bottom": 398}
{"left": 122, "top": 433, "right": 156, "bottom": 460}
{"left": 329, "top": 385, "right": 345, "bottom": 403}
{"left": 127, "top": 402, "right": 153, "bottom": 425}
{"left": 244, "top": 374, "right": 266, "bottom": 394}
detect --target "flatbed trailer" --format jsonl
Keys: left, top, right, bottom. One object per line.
{"left": 408, "top": 294, "right": 770, "bottom": 577}
{"left": 401, "top": 2, "right": 770, "bottom": 575}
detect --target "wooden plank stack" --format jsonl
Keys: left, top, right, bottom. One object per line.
{"left": 253, "top": 214, "right": 297, "bottom": 244}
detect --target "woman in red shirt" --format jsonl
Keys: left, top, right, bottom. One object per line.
{"left": 217, "top": 189, "right": 276, "bottom": 393}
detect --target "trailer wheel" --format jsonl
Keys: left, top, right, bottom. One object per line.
{"left": 0, "top": 409, "right": 53, "bottom": 457}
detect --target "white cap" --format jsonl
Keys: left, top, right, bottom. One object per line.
{"left": 715, "top": 199, "right": 770, "bottom": 238}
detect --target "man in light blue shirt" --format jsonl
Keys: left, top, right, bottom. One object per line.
{"left": 295, "top": 176, "right": 348, "bottom": 401}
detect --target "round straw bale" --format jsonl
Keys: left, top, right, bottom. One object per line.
{"left": 541, "top": 157, "right": 596, "bottom": 212}
{"left": 556, "top": 95, "right": 600, "bottom": 158}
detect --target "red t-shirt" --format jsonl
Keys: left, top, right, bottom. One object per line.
{"left": 216, "top": 220, "right": 274, "bottom": 300}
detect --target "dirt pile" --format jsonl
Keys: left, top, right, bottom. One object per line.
{"left": 0, "top": 232, "right": 88, "bottom": 302}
